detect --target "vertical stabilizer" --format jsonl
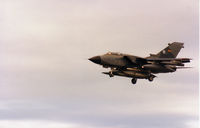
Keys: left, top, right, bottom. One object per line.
{"left": 150, "top": 42, "right": 184, "bottom": 58}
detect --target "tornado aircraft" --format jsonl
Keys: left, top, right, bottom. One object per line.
{"left": 89, "top": 42, "right": 191, "bottom": 84}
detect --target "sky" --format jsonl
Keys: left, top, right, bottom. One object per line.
{"left": 0, "top": 0, "right": 199, "bottom": 128}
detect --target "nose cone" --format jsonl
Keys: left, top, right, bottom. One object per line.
{"left": 89, "top": 56, "right": 101, "bottom": 64}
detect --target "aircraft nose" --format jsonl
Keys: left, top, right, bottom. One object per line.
{"left": 89, "top": 56, "right": 101, "bottom": 64}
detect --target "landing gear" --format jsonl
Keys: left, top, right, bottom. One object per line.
{"left": 131, "top": 78, "right": 137, "bottom": 84}
{"left": 148, "top": 76, "right": 154, "bottom": 82}
{"left": 108, "top": 71, "right": 114, "bottom": 77}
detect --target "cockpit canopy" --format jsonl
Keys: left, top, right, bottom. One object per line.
{"left": 105, "top": 52, "right": 122, "bottom": 55}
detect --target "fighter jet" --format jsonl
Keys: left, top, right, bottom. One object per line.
{"left": 89, "top": 42, "right": 191, "bottom": 84}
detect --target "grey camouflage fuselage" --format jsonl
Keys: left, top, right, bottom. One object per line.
{"left": 89, "top": 42, "right": 191, "bottom": 84}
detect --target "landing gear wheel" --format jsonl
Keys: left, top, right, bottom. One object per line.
{"left": 131, "top": 78, "right": 137, "bottom": 84}
{"left": 109, "top": 71, "right": 114, "bottom": 77}
{"left": 148, "top": 76, "right": 154, "bottom": 82}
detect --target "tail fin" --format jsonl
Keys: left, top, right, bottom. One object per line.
{"left": 150, "top": 42, "right": 184, "bottom": 58}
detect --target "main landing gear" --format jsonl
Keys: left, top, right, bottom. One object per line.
{"left": 148, "top": 75, "right": 154, "bottom": 82}
{"left": 131, "top": 76, "right": 154, "bottom": 85}
{"left": 131, "top": 78, "right": 137, "bottom": 84}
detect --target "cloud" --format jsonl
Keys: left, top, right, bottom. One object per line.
{"left": 0, "top": 99, "right": 198, "bottom": 128}
{"left": 0, "top": 120, "right": 81, "bottom": 128}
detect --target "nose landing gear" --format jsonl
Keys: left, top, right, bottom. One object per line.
{"left": 108, "top": 71, "right": 114, "bottom": 77}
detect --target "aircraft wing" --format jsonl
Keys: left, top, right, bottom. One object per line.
{"left": 176, "top": 66, "right": 192, "bottom": 69}
{"left": 146, "top": 58, "right": 191, "bottom": 66}
{"left": 123, "top": 55, "right": 191, "bottom": 65}
{"left": 123, "top": 55, "right": 191, "bottom": 66}
{"left": 147, "top": 58, "right": 191, "bottom": 62}
{"left": 123, "top": 55, "right": 147, "bottom": 65}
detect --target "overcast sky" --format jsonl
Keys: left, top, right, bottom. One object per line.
{"left": 0, "top": 0, "right": 199, "bottom": 128}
